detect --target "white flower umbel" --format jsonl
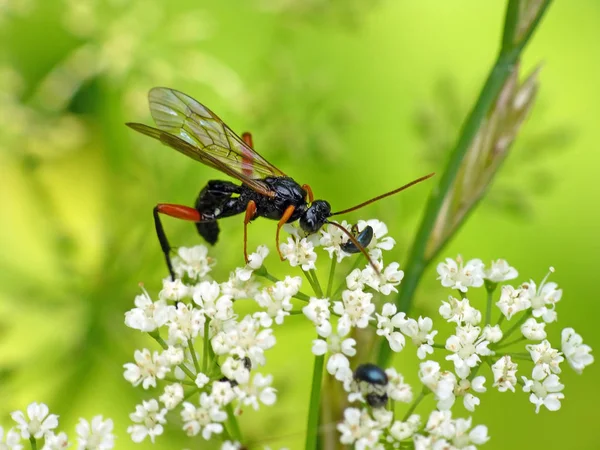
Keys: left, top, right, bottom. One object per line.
{"left": 385, "top": 368, "right": 413, "bottom": 403}
{"left": 522, "top": 374, "right": 565, "bottom": 413}
{"left": 233, "top": 373, "right": 277, "bottom": 412}
{"left": 491, "top": 356, "right": 518, "bottom": 393}
{"left": 375, "top": 303, "right": 406, "bottom": 352}
{"left": 439, "top": 296, "right": 482, "bottom": 325}
{"left": 521, "top": 318, "right": 547, "bottom": 341}
{"left": 76, "top": 416, "right": 115, "bottom": 450}
{"left": 124, "top": 289, "right": 172, "bottom": 332}
{"left": 496, "top": 285, "right": 531, "bottom": 320}
{"left": 445, "top": 324, "right": 493, "bottom": 379}
{"left": 522, "top": 268, "right": 562, "bottom": 323}
{"left": 171, "top": 245, "right": 215, "bottom": 280}
{"left": 333, "top": 289, "right": 375, "bottom": 329}
{"left": 337, "top": 407, "right": 381, "bottom": 448}
{"left": 526, "top": 340, "right": 564, "bottom": 380}
{"left": 312, "top": 320, "right": 356, "bottom": 381}
{"left": 303, "top": 297, "right": 332, "bottom": 336}
{"left": 561, "top": 328, "right": 594, "bottom": 374}
{"left": 437, "top": 255, "right": 485, "bottom": 292}
{"left": 180, "top": 393, "right": 227, "bottom": 440}
{"left": 279, "top": 235, "right": 318, "bottom": 271}
{"left": 123, "top": 348, "right": 170, "bottom": 389}
{"left": 127, "top": 399, "right": 167, "bottom": 443}
{"left": 484, "top": 259, "right": 518, "bottom": 283}
{"left": 397, "top": 315, "right": 438, "bottom": 359}
{"left": 11, "top": 402, "right": 59, "bottom": 440}
{"left": 0, "top": 426, "right": 21, "bottom": 450}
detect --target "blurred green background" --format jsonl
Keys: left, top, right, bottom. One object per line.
{"left": 1, "top": 0, "right": 599, "bottom": 448}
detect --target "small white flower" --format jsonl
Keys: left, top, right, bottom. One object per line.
{"left": 167, "top": 303, "right": 205, "bottom": 345}
{"left": 333, "top": 289, "right": 374, "bottom": 329}
{"left": 521, "top": 268, "right": 561, "bottom": 323}
{"left": 159, "top": 277, "right": 189, "bottom": 302}
{"left": 76, "top": 415, "right": 114, "bottom": 450}
{"left": 389, "top": 415, "right": 420, "bottom": 441}
{"left": 375, "top": 303, "right": 406, "bottom": 352}
{"left": 42, "top": 431, "right": 69, "bottom": 450}
{"left": 561, "top": 327, "right": 593, "bottom": 374}
{"left": 234, "top": 373, "right": 277, "bottom": 411}
{"left": 491, "top": 355, "right": 518, "bottom": 392}
{"left": 484, "top": 259, "right": 518, "bottom": 282}
{"left": 397, "top": 315, "right": 438, "bottom": 359}
{"left": 195, "top": 373, "right": 210, "bottom": 389}
{"left": 445, "top": 324, "right": 492, "bottom": 378}
{"left": 0, "top": 426, "right": 22, "bottom": 450}
{"left": 127, "top": 399, "right": 167, "bottom": 443}
{"left": 220, "top": 268, "right": 261, "bottom": 300}
{"left": 522, "top": 374, "right": 565, "bottom": 413}
{"left": 246, "top": 245, "right": 269, "bottom": 270}
{"left": 11, "top": 402, "right": 59, "bottom": 440}
{"left": 319, "top": 220, "right": 355, "bottom": 262}
{"left": 496, "top": 285, "right": 531, "bottom": 320}
{"left": 280, "top": 236, "right": 317, "bottom": 271}
{"left": 481, "top": 324, "right": 503, "bottom": 343}
{"left": 123, "top": 348, "right": 170, "bottom": 389}
{"left": 439, "top": 296, "right": 481, "bottom": 325}
{"left": 312, "top": 321, "right": 356, "bottom": 381}
{"left": 454, "top": 376, "right": 486, "bottom": 412}
{"left": 521, "top": 318, "right": 547, "bottom": 340}
{"left": 181, "top": 393, "right": 227, "bottom": 440}
{"left": 418, "top": 361, "right": 457, "bottom": 410}
{"left": 337, "top": 407, "right": 381, "bottom": 448}
{"left": 159, "top": 384, "right": 184, "bottom": 410}
{"left": 221, "top": 441, "right": 242, "bottom": 450}
{"left": 192, "top": 281, "right": 234, "bottom": 321}
{"left": 361, "top": 261, "right": 404, "bottom": 295}
{"left": 303, "top": 297, "right": 332, "bottom": 336}
{"left": 172, "top": 245, "right": 214, "bottom": 280}
{"left": 221, "top": 356, "right": 251, "bottom": 385}
{"left": 124, "top": 289, "right": 172, "bottom": 332}
{"left": 526, "top": 340, "right": 564, "bottom": 380}
{"left": 254, "top": 280, "right": 295, "bottom": 325}
{"left": 385, "top": 368, "right": 413, "bottom": 403}
{"left": 210, "top": 381, "right": 236, "bottom": 406}
{"left": 436, "top": 255, "right": 484, "bottom": 292}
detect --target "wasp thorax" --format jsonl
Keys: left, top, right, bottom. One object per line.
{"left": 300, "top": 200, "right": 331, "bottom": 233}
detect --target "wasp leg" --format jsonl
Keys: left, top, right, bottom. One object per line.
{"left": 301, "top": 184, "right": 314, "bottom": 203}
{"left": 243, "top": 200, "right": 257, "bottom": 263}
{"left": 276, "top": 205, "right": 296, "bottom": 261}
{"left": 154, "top": 204, "right": 203, "bottom": 280}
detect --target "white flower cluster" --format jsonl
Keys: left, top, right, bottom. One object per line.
{"left": 0, "top": 402, "right": 114, "bottom": 450}
{"left": 124, "top": 245, "right": 285, "bottom": 444}
{"left": 120, "top": 224, "right": 593, "bottom": 449}
{"left": 434, "top": 256, "right": 593, "bottom": 413}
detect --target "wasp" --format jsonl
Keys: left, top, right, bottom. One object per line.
{"left": 127, "top": 88, "right": 433, "bottom": 279}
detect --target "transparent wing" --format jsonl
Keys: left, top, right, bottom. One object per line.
{"left": 126, "top": 122, "right": 275, "bottom": 197}
{"left": 146, "top": 87, "right": 286, "bottom": 179}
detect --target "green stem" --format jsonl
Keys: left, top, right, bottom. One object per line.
{"left": 498, "top": 311, "right": 530, "bottom": 344}
{"left": 202, "top": 320, "right": 210, "bottom": 374}
{"left": 485, "top": 284, "right": 496, "bottom": 325}
{"left": 326, "top": 258, "right": 337, "bottom": 298}
{"left": 29, "top": 437, "right": 37, "bottom": 450}
{"left": 149, "top": 331, "right": 196, "bottom": 381}
{"left": 377, "top": 0, "right": 552, "bottom": 366}
{"left": 403, "top": 388, "right": 428, "bottom": 421}
{"left": 305, "top": 354, "right": 325, "bottom": 450}
{"left": 495, "top": 335, "right": 526, "bottom": 350}
{"left": 188, "top": 338, "right": 201, "bottom": 374}
{"left": 309, "top": 269, "right": 324, "bottom": 297}
{"left": 302, "top": 269, "right": 320, "bottom": 297}
{"left": 225, "top": 404, "right": 243, "bottom": 442}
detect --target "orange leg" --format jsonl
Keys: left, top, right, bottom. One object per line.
{"left": 243, "top": 200, "right": 257, "bottom": 263}
{"left": 276, "top": 205, "right": 296, "bottom": 261}
{"left": 302, "top": 184, "right": 314, "bottom": 203}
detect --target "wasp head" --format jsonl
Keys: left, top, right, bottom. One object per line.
{"left": 300, "top": 200, "right": 331, "bottom": 233}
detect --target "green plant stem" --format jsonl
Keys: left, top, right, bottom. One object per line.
{"left": 498, "top": 312, "right": 530, "bottom": 343}
{"left": 326, "top": 258, "right": 337, "bottom": 298}
{"left": 403, "top": 388, "right": 428, "bottom": 421}
{"left": 29, "top": 437, "right": 37, "bottom": 450}
{"left": 485, "top": 283, "right": 497, "bottom": 325}
{"left": 378, "top": 0, "right": 552, "bottom": 366}
{"left": 225, "top": 404, "right": 243, "bottom": 442}
{"left": 495, "top": 335, "right": 526, "bottom": 350}
{"left": 305, "top": 354, "right": 325, "bottom": 450}
{"left": 188, "top": 338, "right": 201, "bottom": 373}
{"left": 149, "top": 332, "right": 196, "bottom": 380}
{"left": 202, "top": 321, "right": 210, "bottom": 373}
{"left": 309, "top": 269, "right": 324, "bottom": 297}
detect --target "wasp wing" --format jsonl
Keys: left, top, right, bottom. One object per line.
{"left": 144, "top": 87, "right": 286, "bottom": 180}
{"left": 126, "top": 122, "right": 275, "bottom": 197}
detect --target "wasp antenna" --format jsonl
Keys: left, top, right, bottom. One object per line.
{"left": 331, "top": 172, "right": 435, "bottom": 216}
{"left": 325, "top": 221, "right": 381, "bottom": 276}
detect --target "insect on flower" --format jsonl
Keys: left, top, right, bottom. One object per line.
{"left": 126, "top": 88, "right": 434, "bottom": 279}
{"left": 353, "top": 363, "right": 389, "bottom": 408}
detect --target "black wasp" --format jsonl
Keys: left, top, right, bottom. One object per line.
{"left": 126, "top": 87, "right": 434, "bottom": 279}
